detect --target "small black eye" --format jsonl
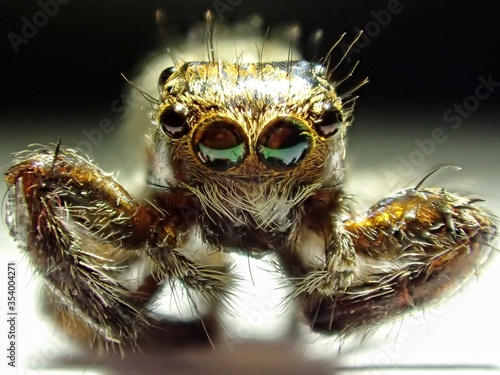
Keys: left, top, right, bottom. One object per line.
{"left": 158, "top": 105, "right": 189, "bottom": 138}
{"left": 158, "top": 66, "right": 177, "bottom": 91}
{"left": 257, "top": 117, "right": 311, "bottom": 170}
{"left": 314, "top": 105, "right": 343, "bottom": 137}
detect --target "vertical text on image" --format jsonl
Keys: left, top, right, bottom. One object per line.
{"left": 6, "top": 262, "right": 17, "bottom": 368}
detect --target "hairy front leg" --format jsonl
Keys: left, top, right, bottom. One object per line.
{"left": 287, "top": 187, "right": 496, "bottom": 333}
{"left": 4, "top": 147, "right": 231, "bottom": 347}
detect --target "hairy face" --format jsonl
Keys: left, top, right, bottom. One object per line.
{"left": 149, "top": 61, "right": 352, "bottom": 233}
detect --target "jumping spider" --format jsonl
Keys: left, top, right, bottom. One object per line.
{"left": 4, "top": 24, "right": 496, "bottom": 350}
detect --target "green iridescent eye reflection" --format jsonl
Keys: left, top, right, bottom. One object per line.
{"left": 194, "top": 119, "right": 247, "bottom": 170}
{"left": 198, "top": 142, "right": 246, "bottom": 165}
{"left": 257, "top": 118, "right": 311, "bottom": 169}
{"left": 259, "top": 142, "right": 310, "bottom": 167}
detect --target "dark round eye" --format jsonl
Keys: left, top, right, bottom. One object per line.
{"left": 158, "top": 66, "right": 177, "bottom": 91}
{"left": 314, "top": 105, "right": 343, "bottom": 137}
{"left": 158, "top": 105, "right": 189, "bottom": 138}
{"left": 257, "top": 117, "right": 311, "bottom": 170}
{"left": 193, "top": 118, "right": 247, "bottom": 170}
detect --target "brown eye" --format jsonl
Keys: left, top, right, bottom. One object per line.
{"left": 193, "top": 118, "right": 247, "bottom": 170}
{"left": 257, "top": 117, "right": 311, "bottom": 170}
{"left": 158, "top": 66, "right": 176, "bottom": 91}
{"left": 158, "top": 105, "right": 189, "bottom": 138}
{"left": 314, "top": 105, "right": 343, "bottom": 137}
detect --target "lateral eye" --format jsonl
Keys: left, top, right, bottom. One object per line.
{"left": 193, "top": 118, "right": 247, "bottom": 170}
{"left": 158, "top": 105, "right": 189, "bottom": 138}
{"left": 314, "top": 105, "right": 343, "bottom": 137}
{"left": 158, "top": 66, "right": 177, "bottom": 91}
{"left": 257, "top": 117, "right": 311, "bottom": 170}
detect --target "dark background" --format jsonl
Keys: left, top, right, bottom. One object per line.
{"left": 1, "top": 0, "right": 499, "bottom": 205}
{"left": 1, "top": 0, "right": 499, "bottom": 114}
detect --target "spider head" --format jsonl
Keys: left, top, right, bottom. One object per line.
{"left": 149, "top": 61, "right": 354, "bottom": 236}
{"left": 151, "top": 61, "right": 351, "bottom": 188}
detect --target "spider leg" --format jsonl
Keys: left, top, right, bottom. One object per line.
{"left": 4, "top": 147, "right": 232, "bottom": 348}
{"left": 288, "top": 187, "right": 496, "bottom": 333}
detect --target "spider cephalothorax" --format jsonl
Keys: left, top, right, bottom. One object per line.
{"left": 150, "top": 61, "right": 350, "bottom": 253}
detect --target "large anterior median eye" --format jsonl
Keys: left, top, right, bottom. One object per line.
{"left": 257, "top": 117, "right": 311, "bottom": 169}
{"left": 314, "top": 105, "right": 343, "bottom": 137}
{"left": 158, "top": 105, "right": 189, "bottom": 138}
{"left": 193, "top": 118, "right": 247, "bottom": 170}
